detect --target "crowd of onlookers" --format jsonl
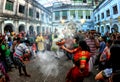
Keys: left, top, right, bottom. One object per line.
{"left": 0, "top": 30, "right": 65, "bottom": 82}
{"left": 0, "top": 30, "right": 120, "bottom": 82}
{"left": 0, "top": 31, "right": 50, "bottom": 82}
{"left": 56, "top": 30, "right": 120, "bottom": 82}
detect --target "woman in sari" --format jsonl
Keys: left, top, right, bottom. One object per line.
{"left": 58, "top": 39, "right": 90, "bottom": 82}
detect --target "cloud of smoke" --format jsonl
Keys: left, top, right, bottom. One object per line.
{"left": 35, "top": 51, "right": 64, "bottom": 77}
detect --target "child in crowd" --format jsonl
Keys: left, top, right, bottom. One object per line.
{"left": 32, "top": 43, "right": 37, "bottom": 58}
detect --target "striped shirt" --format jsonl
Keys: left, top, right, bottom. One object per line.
{"left": 14, "top": 43, "right": 29, "bottom": 57}
{"left": 85, "top": 38, "right": 98, "bottom": 56}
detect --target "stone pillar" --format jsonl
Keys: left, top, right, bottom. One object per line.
{"left": 83, "top": 10, "right": 86, "bottom": 19}
{"left": 0, "top": 21, "right": 2, "bottom": 33}
{"left": 60, "top": 11, "right": 62, "bottom": 21}
{"left": 67, "top": 10, "right": 70, "bottom": 20}
{"left": 26, "top": 21, "right": 28, "bottom": 32}
{"left": 75, "top": 10, "right": 78, "bottom": 20}
{"left": 0, "top": 21, "right": 3, "bottom": 34}
{"left": 14, "top": 20, "right": 19, "bottom": 33}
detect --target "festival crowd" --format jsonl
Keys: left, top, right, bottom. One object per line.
{"left": 0, "top": 30, "right": 120, "bottom": 82}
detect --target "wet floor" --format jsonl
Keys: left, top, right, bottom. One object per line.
{"left": 8, "top": 51, "right": 98, "bottom": 82}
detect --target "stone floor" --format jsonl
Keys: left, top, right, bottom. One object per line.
{"left": 8, "top": 51, "right": 98, "bottom": 82}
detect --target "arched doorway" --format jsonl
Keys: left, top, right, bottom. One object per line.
{"left": 112, "top": 24, "right": 119, "bottom": 33}
{"left": 106, "top": 25, "right": 110, "bottom": 33}
{"left": 98, "top": 27, "right": 100, "bottom": 33}
{"left": 4, "top": 23, "right": 13, "bottom": 33}
{"left": 101, "top": 26, "right": 104, "bottom": 35}
{"left": 19, "top": 24, "right": 25, "bottom": 33}
{"left": 29, "top": 26, "right": 34, "bottom": 34}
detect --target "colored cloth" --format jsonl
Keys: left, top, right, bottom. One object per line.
{"left": 73, "top": 51, "right": 90, "bottom": 76}
{"left": 8, "top": 41, "right": 12, "bottom": 47}
{"left": 102, "top": 68, "right": 112, "bottom": 78}
{"left": 0, "top": 44, "right": 6, "bottom": 61}
{"left": 1, "top": 45, "right": 6, "bottom": 51}
{"left": 5, "top": 49, "right": 11, "bottom": 57}
{"left": 66, "top": 51, "right": 90, "bottom": 82}
{"left": 36, "top": 35, "right": 44, "bottom": 51}
{"left": 99, "top": 41, "right": 106, "bottom": 53}
{"left": 66, "top": 66, "right": 84, "bottom": 82}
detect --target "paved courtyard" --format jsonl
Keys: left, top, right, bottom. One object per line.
{"left": 8, "top": 51, "right": 98, "bottom": 82}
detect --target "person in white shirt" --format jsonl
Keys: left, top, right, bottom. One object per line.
{"left": 13, "top": 40, "right": 31, "bottom": 77}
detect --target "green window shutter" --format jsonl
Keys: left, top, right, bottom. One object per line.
{"left": 70, "top": 10, "right": 75, "bottom": 18}
{"left": 79, "top": 0, "right": 83, "bottom": 2}
{"left": 55, "top": 11, "right": 60, "bottom": 20}
{"left": 55, "top": 11, "right": 60, "bottom": 16}
{"left": 10, "top": 2, "right": 13, "bottom": 11}
{"left": 5, "top": 1, "right": 13, "bottom": 11}
{"left": 5, "top": 1, "right": 9, "bottom": 10}
{"left": 72, "top": 0, "right": 82, "bottom": 3}
{"left": 72, "top": 0, "right": 78, "bottom": 1}
{"left": 86, "top": 10, "right": 90, "bottom": 16}
{"left": 62, "top": 10, "right": 67, "bottom": 19}
{"left": 70, "top": 10, "right": 75, "bottom": 16}
{"left": 62, "top": 11, "right": 67, "bottom": 16}
{"left": 79, "top": 0, "right": 83, "bottom": 1}
{"left": 29, "top": 8, "right": 33, "bottom": 17}
{"left": 78, "top": 10, "right": 83, "bottom": 18}
{"left": 88, "top": 0, "right": 92, "bottom": 3}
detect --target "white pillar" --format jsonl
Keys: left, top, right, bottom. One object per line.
{"left": 83, "top": 10, "right": 86, "bottom": 19}
{"left": 0, "top": 21, "right": 4, "bottom": 34}
{"left": 14, "top": 20, "right": 19, "bottom": 33}
{"left": 75, "top": 10, "right": 78, "bottom": 20}
{"left": 60, "top": 11, "right": 62, "bottom": 20}
{"left": 67, "top": 10, "right": 70, "bottom": 20}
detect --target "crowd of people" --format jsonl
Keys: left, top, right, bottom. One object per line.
{"left": 0, "top": 30, "right": 64, "bottom": 82}
{"left": 57, "top": 30, "right": 120, "bottom": 82}
{"left": 0, "top": 29, "right": 120, "bottom": 82}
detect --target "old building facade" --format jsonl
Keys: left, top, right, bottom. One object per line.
{"left": 0, "top": 0, "right": 52, "bottom": 35}
{"left": 93, "top": 0, "right": 120, "bottom": 35}
{"left": 52, "top": 0, "right": 94, "bottom": 32}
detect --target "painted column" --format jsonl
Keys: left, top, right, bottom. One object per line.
{"left": 25, "top": 20, "right": 29, "bottom": 33}
{"left": 67, "top": 10, "right": 70, "bottom": 20}
{"left": 83, "top": 10, "right": 86, "bottom": 19}
{"left": 0, "top": 21, "right": 2, "bottom": 33}
{"left": 0, "top": 21, "right": 3, "bottom": 34}
{"left": 60, "top": 11, "right": 62, "bottom": 21}
{"left": 14, "top": 20, "right": 19, "bottom": 33}
{"left": 75, "top": 10, "right": 78, "bottom": 20}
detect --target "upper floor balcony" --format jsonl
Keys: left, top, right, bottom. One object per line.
{"left": 53, "top": 4, "right": 94, "bottom": 11}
